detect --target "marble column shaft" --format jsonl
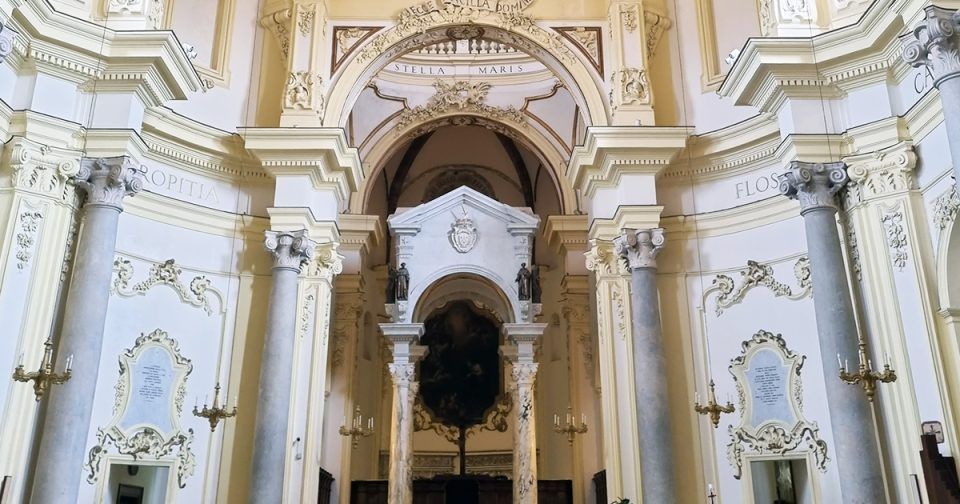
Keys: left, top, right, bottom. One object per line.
{"left": 387, "top": 363, "right": 417, "bottom": 504}
{"left": 614, "top": 228, "right": 677, "bottom": 504}
{"left": 903, "top": 6, "right": 960, "bottom": 192}
{"left": 780, "top": 162, "right": 885, "bottom": 504}
{"left": 249, "top": 230, "right": 314, "bottom": 504}
{"left": 30, "top": 157, "right": 143, "bottom": 504}
{"left": 512, "top": 361, "right": 540, "bottom": 504}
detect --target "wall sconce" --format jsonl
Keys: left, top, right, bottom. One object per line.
{"left": 12, "top": 337, "right": 71, "bottom": 401}
{"left": 553, "top": 406, "right": 588, "bottom": 445}
{"left": 838, "top": 336, "right": 896, "bottom": 402}
{"left": 339, "top": 405, "right": 373, "bottom": 449}
{"left": 694, "top": 380, "right": 735, "bottom": 428}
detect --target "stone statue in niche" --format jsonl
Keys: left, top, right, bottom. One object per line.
{"left": 386, "top": 266, "right": 397, "bottom": 304}
{"left": 530, "top": 264, "right": 542, "bottom": 304}
{"left": 396, "top": 263, "right": 410, "bottom": 301}
{"left": 516, "top": 263, "right": 531, "bottom": 300}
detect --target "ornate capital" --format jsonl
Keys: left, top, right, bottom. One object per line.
{"left": 308, "top": 242, "right": 344, "bottom": 280}
{"left": 778, "top": 161, "right": 848, "bottom": 213}
{"left": 844, "top": 144, "right": 917, "bottom": 205}
{"left": 614, "top": 228, "right": 665, "bottom": 269}
{"left": 902, "top": 6, "right": 960, "bottom": 86}
{"left": 75, "top": 157, "right": 145, "bottom": 211}
{"left": 0, "top": 23, "right": 16, "bottom": 63}
{"left": 585, "top": 239, "right": 628, "bottom": 277}
{"left": 9, "top": 139, "right": 81, "bottom": 201}
{"left": 511, "top": 362, "right": 539, "bottom": 386}
{"left": 388, "top": 362, "right": 416, "bottom": 386}
{"left": 264, "top": 230, "right": 315, "bottom": 272}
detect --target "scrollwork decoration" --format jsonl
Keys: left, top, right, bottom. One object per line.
{"left": 707, "top": 257, "right": 811, "bottom": 316}
{"left": 111, "top": 257, "right": 221, "bottom": 315}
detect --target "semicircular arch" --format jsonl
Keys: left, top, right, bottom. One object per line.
{"left": 414, "top": 272, "right": 514, "bottom": 325}
{"left": 353, "top": 113, "right": 576, "bottom": 214}
{"left": 325, "top": 11, "right": 608, "bottom": 129}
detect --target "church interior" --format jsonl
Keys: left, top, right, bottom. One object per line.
{"left": 2, "top": 0, "right": 960, "bottom": 503}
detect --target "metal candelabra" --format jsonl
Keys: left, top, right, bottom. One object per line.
{"left": 12, "top": 337, "right": 72, "bottom": 401}
{"left": 838, "top": 336, "right": 896, "bottom": 402}
{"left": 339, "top": 405, "right": 374, "bottom": 449}
{"left": 553, "top": 405, "right": 588, "bottom": 445}
{"left": 694, "top": 380, "right": 735, "bottom": 429}
{"left": 193, "top": 382, "right": 238, "bottom": 432}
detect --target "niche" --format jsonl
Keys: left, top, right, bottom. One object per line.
{"left": 106, "top": 464, "right": 169, "bottom": 504}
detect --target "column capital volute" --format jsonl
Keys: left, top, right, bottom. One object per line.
{"left": 585, "top": 239, "right": 629, "bottom": 277}
{"left": 902, "top": 5, "right": 960, "bottom": 87}
{"left": 778, "top": 161, "right": 849, "bottom": 213}
{"left": 305, "top": 241, "right": 344, "bottom": 280}
{"left": 510, "top": 361, "right": 539, "bottom": 386}
{"left": 264, "top": 229, "right": 315, "bottom": 272}
{"left": 75, "top": 156, "right": 145, "bottom": 211}
{"left": 614, "top": 227, "right": 665, "bottom": 269}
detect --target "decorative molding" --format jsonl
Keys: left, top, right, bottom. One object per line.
{"left": 261, "top": 8, "right": 293, "bottom": 61}
{"left": 726, "top": 330, "right": 828, "bottom": 479}
{"left": 309, "top": 243, "right": 344, "bottom": 280}
{"left": 707, "top": 257, "right": 811, "bottom": 316}
{"left": 85, "top": 329, "right": 195, "bottom": 488}
{"left": 846, "top": 225, "right": 862, "bottom": 282}
{"left": 585, "top": 239, "right": 629, "bottom": 278}
{"left": 331, "top": 292, "right": 363, "bottom": 368}
{"left": 553, "top": 26, "right": 603, "bottom": 75}
{"left": 112, "top": 257, "right": 221, "bottom": 315}
{"left": 562, "top": 303, "right": 594, "bottom": 381}
{"left": 844, "top": 144, "right": 916, "bottom": 206}
{"left": 758, "top": 0, "right": 776, "bottom": 36}
{"left": 644, "top": 10, "right": 671, "bottom": 60}
{"left": 297, "top": 10, "right": 314, "bottom": 36}
{"left": 881, "top": 209, "right": 908, "bottom": 271}
{"left": 413, "top": 394, "right": 511, "bottom": 443}
{"left": 933, "top": 186, "right": 960, "bottom": 231}
{"left": 396, "top": 80, "right": 525, "bottom": 130}
{"left": 619, "top": 3, "right": 639, "bottom": 32}
{"left": 284, "top": 71, "right": 324, "bottom": 115}
{"left": 299, "top": 288, "right": 317, "bottom": 340}
{"left": 15, "top": 209, "right": 44, "bottom": 270}
{"left": 331, "top": 26, "right": 383, "bottom": 74}
{"left": 0, "top": 23, "right": 17, "bottom": 64}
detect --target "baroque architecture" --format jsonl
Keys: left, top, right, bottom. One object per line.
{"left": 2, "top": 0, "right": 960, "bottom": 503}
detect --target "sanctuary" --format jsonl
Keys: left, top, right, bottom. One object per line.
{"left": 2, "top": 0, "right": 960, "bottom": 503}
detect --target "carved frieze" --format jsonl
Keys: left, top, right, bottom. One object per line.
{"left": 15, "top": 207, "right": 43, "bottom": 270}
{"left": 726, "top": 330, "right": 828, "bottom": 479}
{"left": 396, "top": 80, "right": 525, "bottom": 130}
{"left": 707, "top": 257, "right": 811, "bottom": 316}
{"left": 85, "top": 329, "right": 195, "bottom": 488}
{"left": 112, "top": 257, "right": 220, "bottom": 315}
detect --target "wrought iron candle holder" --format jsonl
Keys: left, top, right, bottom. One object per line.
{"left": 339, "top": 405, "right": 374, "bottom": 449}
{"left": 694, "top": 380, "right": 735, "bottom": 428}
{"left": 12, "top": 337, "right": 72, "bottom": 401}
{"left": 838, "top": 337, "right": 896, "bottom": 402}
{"left": 553, "top": 405, "right": 588, "bottom": 445}
{"left": 193, "top": 382, "right": 237, "bottom": 432}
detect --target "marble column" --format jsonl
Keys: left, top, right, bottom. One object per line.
{"left": 380, "top": 323, "right": 426, "bottom": 504}
{"left": 502, "top": 323, "right": 546, "bottom": 504}
{"left": 779, "top": 162, "right": 885, "bottom": 503}
{"left": 30, "top": 157, "right": 143, "bottom": 504}
{"left": 613, "top": 228, "right": 677, "bottom": 504}
{"left": 902, "top": 6, "right": 960, "bottom": 192}
{"left": 249, "top": 230, "right": 314, "bottom": 504}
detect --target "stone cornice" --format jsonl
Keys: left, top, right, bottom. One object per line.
{"left": 719, "top": 0, "right": 908, "bottom": 110}
{"left": 568, "top": 126, "right": 691, "bottom": 198}
{"left": 141, "top": 107, "right": 259, "bottom": 181}
{"left": 543, "top": 214, "right": 589, "bottom": 257}
{"left": 660, "top": 195, "right": 799, "bottom": 239}
{"left": 266, "top": 206, "right": 341, "bottom": 244}
{"left": 8, "top": 0, "right": 202, "bottom": 103}
{"left": 242, "top": 127, "right": 361, "bottom": 206}
{"left": 661, "top": 114, "right": 781, "bottom": 181}
{"left": 338, "top": 214, "right": 385, "bottom": 258}
{"left": 588, "top": 205, "right": 663, "bottom": 241}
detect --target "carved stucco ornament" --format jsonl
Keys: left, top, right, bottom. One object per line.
{"left": 85, "top": 329, "right": 196, "bottom": 488}
{"left": 778, "top": 161, "right": 848, "bottom": 212}
{"left": 881, "top": 208, "right": 909, "bottom": 271}
{"left": 112, "top": 257, "right": 221, "bottom": 315}
{"left": 901, "top": 6, "right": 960, "bottom": 86}
{"left": 726, "top": 330, "right": 829, "bottom": 479}
{"left": 448, "top": 205, "right": 479, "bottom": 253}
{"left": 15, "top": 206, "right": 44, "bottom": 271}
{"left": 396, "top": 80, "right": 525, "bottom": 130}
{"left": 933, "top": 185, "right": 960, "bottom": 231}
{"left": 707, "top": 257, "right": 811, "bottom": 316}
{"left": 612, "top": 67, "right": 650, "bottom": 106}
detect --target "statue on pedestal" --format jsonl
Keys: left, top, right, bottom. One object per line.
{"left": 516, "top": 263, "right": 531, "bottom": 300}
{"left": 396, "top": 263, "right": 410, "bottom": 301}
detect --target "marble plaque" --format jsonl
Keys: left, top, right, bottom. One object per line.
{"left": 745, "top": 348, "right": 796, "bottom": 427}
{"left": 120, "top": 346, "right": 176, "bottom": 434}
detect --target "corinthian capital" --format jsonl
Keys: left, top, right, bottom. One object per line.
{"left": 511, "top": 362, "right": 539, "bottom": 386}
{"left": 614, "top": 228, "right": 665, "bottom": 269}
{"left": 264, "top": 230, "right": 315, "bottom": 272}
{"left": 388, "top": 362, "right": 416, "bottom": 386}
{"left": 75, "top": 157, "right": 145, "bottom": 210}
{"left": 902, "top": 6, "right": 960, "bottom": 86}
{"left": 778, "top": 161, "right": 848, "bottom": 213}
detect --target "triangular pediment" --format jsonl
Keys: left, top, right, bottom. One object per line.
{"left": 388, "top": 186, "right": 540, "bottom": 232}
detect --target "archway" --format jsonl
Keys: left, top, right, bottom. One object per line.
{"left": 325, "top": 11, "right": 609, "bottom": 129}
